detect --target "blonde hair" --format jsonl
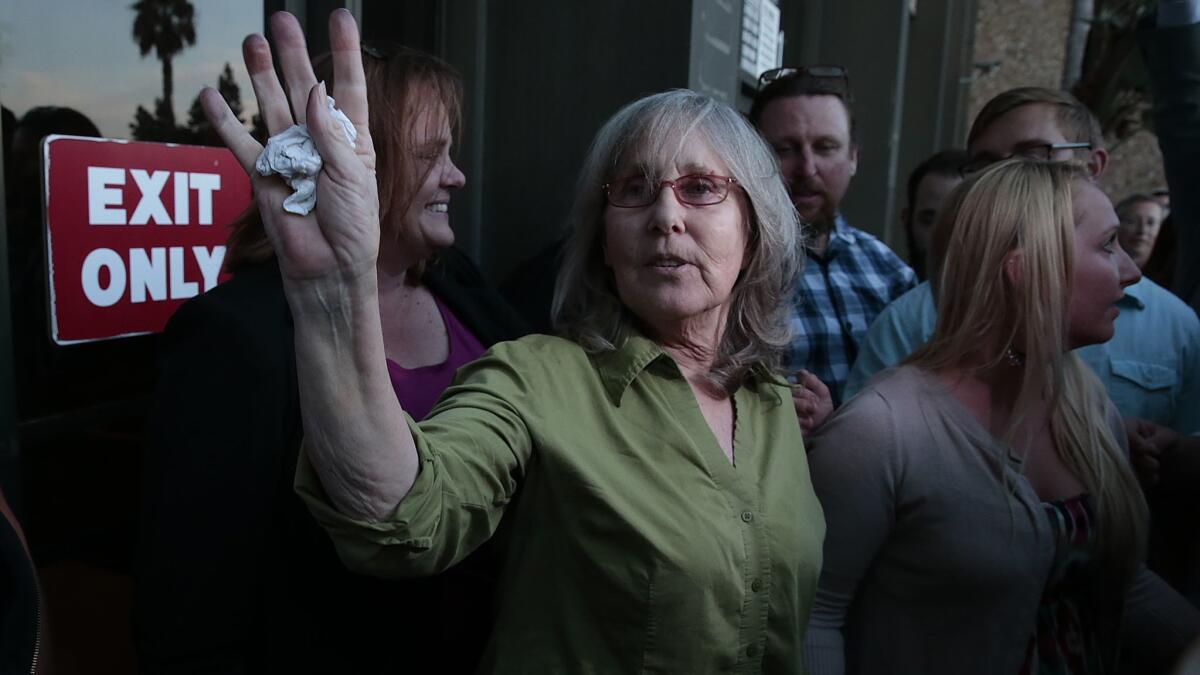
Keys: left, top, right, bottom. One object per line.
{"left": 552, "top": 89, "right": 802, "bottom": 394}
{"left": 909, "top": 158, "right": 1147, "bottom": 584}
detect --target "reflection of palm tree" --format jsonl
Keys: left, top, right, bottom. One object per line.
{"left": 131, "top": 0, "right": 196, "bottom": 128}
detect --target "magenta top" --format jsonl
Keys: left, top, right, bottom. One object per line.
{"left": 386, "top": 296, "right": 486, "bottom": 420}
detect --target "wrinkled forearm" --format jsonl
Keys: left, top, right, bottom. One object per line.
{"left": 288, "top": 274, "right": 419, "bottom": 521}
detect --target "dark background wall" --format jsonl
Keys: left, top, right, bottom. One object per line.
{"left": 779, "top": 0, "right": 978, "bottom": 258}
{"left": 468, "top": 0, "right": 694, "bottom": 279}
{"left": 272, "top": 0, "right": 984, "bottom": 276}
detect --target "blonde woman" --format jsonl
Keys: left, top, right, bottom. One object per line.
{"left": 804, "top": 159, "right": 1198, "bottom": 675}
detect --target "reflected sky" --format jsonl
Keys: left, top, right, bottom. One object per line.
{"left": 0, "top": 0, "right": 261, "bottom": 138}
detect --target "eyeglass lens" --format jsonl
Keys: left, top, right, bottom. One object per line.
{"left": 607, "top": 175, "right": 731, "bottom": 207}
{"left": 962, "top": 143, "right": 1091, "bottom": 175}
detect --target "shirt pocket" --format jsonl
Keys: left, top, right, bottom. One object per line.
{"left": 1106, "top": 358, "right": 1179, "bottom": 423}
{"left": 1109, "top": 359, "right": 1177, "bottom": 391}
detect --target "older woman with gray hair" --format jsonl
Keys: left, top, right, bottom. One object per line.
{"left": 202, "top": 10, "right": 824, "bottom": 672}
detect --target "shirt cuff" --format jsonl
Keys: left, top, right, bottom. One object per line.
{"left": 1158, "top": 0, "right": 1200, "bottom": 28}
{"left": 293, "top": 421, "right": 445, "bottom": 567}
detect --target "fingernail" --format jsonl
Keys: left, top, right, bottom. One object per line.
{"left": 319, "top": 80, "right": 327, "bottom": 98}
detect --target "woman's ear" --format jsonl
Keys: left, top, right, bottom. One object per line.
{"left": 1003, "top": 249, "right": 1023, "bottom": 288}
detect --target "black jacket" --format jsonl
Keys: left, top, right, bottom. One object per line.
{"left": 1, "top": 492, "right": 41, "bottom": 675}
{"left": 135, "top": 249, "right": 527, "bottom": 675}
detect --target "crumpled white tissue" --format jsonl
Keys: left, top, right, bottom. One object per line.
{"left": 254, "top": 96, "right": 358, "bottom": 215}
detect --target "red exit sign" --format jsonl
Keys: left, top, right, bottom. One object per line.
{"left": 43, "top": 135, "right": 252, "bottom": 344}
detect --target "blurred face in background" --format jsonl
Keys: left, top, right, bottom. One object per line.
{"left": 903, "top": 171, "right": 962, "bottom": 279}
{"left": 1152, "top": 190, "right": 1170, "bottom": 218}
{"left": 1117, "top": 199, "right": 1164, "bottom": 269}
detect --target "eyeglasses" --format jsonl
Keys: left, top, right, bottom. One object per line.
{"left": 602, "top": 174, "right": 739, "bottom": 208}
{"left": 960, "top": 142, "right": 1092, "bottom": 175}
{"left": 757, "top": 65, "right": 849, "bottom": 90}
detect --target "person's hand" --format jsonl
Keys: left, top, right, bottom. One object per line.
{"left": 1126, "top": 417, "right": 1180, "bottom": 488}
{"left": 201, "top": 10, "right": 379, "bottom": 299}
{"left": 792, "top": 370, "right": 833, "bottom": 438}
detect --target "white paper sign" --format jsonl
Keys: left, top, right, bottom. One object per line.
{"left": 756, "top": 0, "right": 781, "bottom": 77}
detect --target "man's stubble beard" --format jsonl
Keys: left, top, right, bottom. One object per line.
{"left": 792, "top": 192, "right": 838, "bottom": 235}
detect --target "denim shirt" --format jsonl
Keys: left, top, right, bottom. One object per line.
{"left": 845, "top": 278, "right": 1200, "bottom": 434}
{"left": 1076, "top": 277, "right": 1200, "bottom": 433}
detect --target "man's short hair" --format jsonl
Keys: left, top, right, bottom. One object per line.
{"left": 967, "top": 87, "right": 1103, "bottom": 151}
{"left": 906, "top": 149, "right": 968, "bottom": 209}
{"left": 749, "top": 73, "right": 856, "bottom": 143}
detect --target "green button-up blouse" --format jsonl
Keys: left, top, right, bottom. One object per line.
{"left": 296, "top": 333, "right": 825, "bottom": 674}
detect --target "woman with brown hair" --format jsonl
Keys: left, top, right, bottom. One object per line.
{"left": 135, "top": 13, "right": 525, "bottom": 674}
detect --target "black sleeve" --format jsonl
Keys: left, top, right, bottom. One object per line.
{"left": 497, "top": 240, "right": 565, "bottom": 336}
{"left": 427, "top": 247, "right": 531, "bottom": 345}
{"left": 1139, "top": 19, "right": 1200, "bottom": 308}
{"left": 134, "top": 274, "right": 299, "bottom": 675}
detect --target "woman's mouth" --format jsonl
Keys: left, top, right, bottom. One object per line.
{"left": 426, "top": 202, "right": 449, "bottom": 213}
{"left": 648, "top": 255, "right": 688, "bottom": 270}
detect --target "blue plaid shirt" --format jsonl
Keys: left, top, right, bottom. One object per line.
{"left": 784, "top": 215, "right": 916, "bottom": 405}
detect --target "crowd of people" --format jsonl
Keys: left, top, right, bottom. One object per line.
{"left": 5, "top": 3, "right": 1200, "bottom": 674}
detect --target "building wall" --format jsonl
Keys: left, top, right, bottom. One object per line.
{"left": 778, "top": 0, "right": 913, "bottom": 247}
{"left": 894, "top": 0, "right": 979, "bottom": 258}
{"left": 968, "top": 0, "right": 1166, "bottom": 200}
{"left": 475, "top": 0, "right": 693, "bottom": 280}
{"left": 1104, "top": 129, "right": 1167, "bottom": 201}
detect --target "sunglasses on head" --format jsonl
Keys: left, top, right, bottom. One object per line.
{"left": 757, "top": 65, "right": 849, "bottom": 91}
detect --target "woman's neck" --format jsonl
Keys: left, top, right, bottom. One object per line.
{"left": 937, "top": 350, "right": 1037, "bottom": 438}
{"left": 652, "top": 315, "right": 726, "bottom": 391}
{"left": 375, "top": 241, "right": 427, "bottom": 296}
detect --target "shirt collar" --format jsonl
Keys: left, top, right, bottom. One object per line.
{"left": 830, "top": 213, "right": 852, "bottom": 241}
{"left": 1119, "top": 277, "right": 1148, "bottom": 310}
{"left": 810, "top": 213, "right": 853, "bottom": 258}
{"left": 591, "top": 332, "right": 675, "bottom": 406}
{"left": 589, "top": 331, "right": 787, "bottom": 407}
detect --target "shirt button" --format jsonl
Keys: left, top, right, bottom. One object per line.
{"left": 751, "top": 578, "right": 763, "bottom": 592}
{"left": 746, "top": 644, "right": 758, "bottom": 657}
{"left": 740, "top": 511, "right": 754, "bottom": 523}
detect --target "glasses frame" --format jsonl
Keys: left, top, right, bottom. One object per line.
{"left": 960, "top": 142, "right": 1093, "bottom": 175}
{"left": 602, "top": 174, "right": 740, "bottom": 209}
{"left": 757, "top": 65, "right": 849, "bottom": 91}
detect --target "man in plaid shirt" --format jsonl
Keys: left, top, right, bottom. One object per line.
{"left": 751, "top": 67, "right": 916, "bottom": 405}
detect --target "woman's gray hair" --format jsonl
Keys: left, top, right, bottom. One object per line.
{"left": 551, "top": 89, "right": 803, "bottom": 393}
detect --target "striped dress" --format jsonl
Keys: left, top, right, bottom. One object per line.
{"left": 1022, "top": 494, "right": 1101, "bottom": 675}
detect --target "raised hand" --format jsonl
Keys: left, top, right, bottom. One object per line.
{"left": 792, "top": 369, "right": 834, "bottom": 439}
{"left": 200, "top": 10, "right": 379, "bottom": 295}
{"left": 1126, "top": 416, "right": 1179, "bottom": 488}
